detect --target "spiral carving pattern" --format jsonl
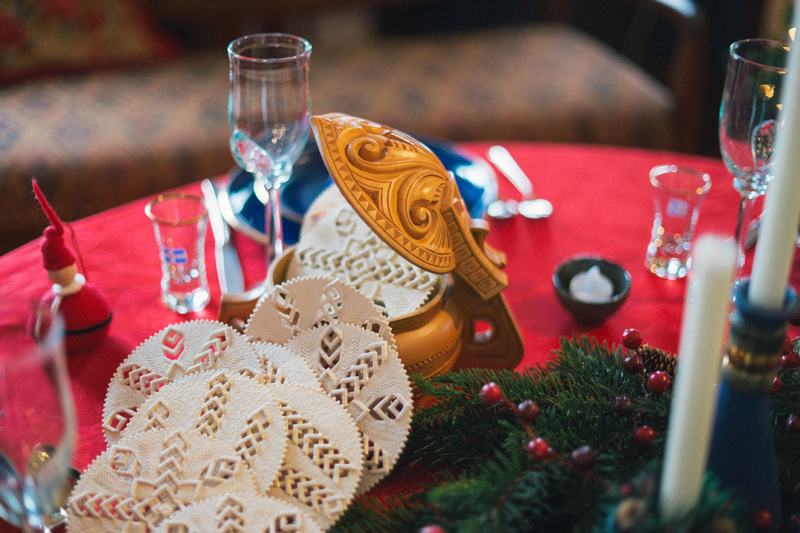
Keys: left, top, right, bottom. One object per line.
{"left": 317, "top": 114, "right": 456, "bottom": 273}
{"left": 312, "top": 113, "right": 508, "bottom": 299}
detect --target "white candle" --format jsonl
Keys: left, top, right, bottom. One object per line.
{"left": 749, "top": 8, "right": 800, "bottom": 309}
{"left": 659, "top": 235, "right": 736, "bottom": 520}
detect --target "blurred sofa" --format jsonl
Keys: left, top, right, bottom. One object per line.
{"left": 0, "top": 0, "right": 708, "bottom": 254}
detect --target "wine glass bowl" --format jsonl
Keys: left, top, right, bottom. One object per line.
{"left": 228, "top": 33, "right": 312, "bottom": 264}
{"left": 0, "top": 300, "right": 75, "bottom": 531}
{"left": 719, "top": 39, "right": 789, "bottom": 267}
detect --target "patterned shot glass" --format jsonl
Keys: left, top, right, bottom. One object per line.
{"left": 146, "top": 193, "right": 210, "bottom": 313}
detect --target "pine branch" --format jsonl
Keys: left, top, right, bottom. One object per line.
{"left": 404, "top": 337, "right": 671, "bottom": 474}
{"left": 331, "top": 336, "right": 791, "bottom": 531}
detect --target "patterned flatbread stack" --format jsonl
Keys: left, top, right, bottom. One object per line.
{"left": 70, "top": 274, "right": 414, "bottom": 531}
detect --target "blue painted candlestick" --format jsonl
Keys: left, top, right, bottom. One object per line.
{"left": 707, "top": 280, "right": 797, "bottom": 524}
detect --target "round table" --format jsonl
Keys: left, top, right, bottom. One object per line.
{"left": 2, "top": 141, "right": 796, "bottom": 478}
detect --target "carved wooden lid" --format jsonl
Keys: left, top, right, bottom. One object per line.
{"left": 310, "top": 113, "right": 507, "bottom": 300}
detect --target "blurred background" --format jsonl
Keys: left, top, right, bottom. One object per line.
{"left": 0, "top": 0, "right": 793, "bottom": 254}
{"left": 145, "top": 0, "right": 792, "bottom": 157}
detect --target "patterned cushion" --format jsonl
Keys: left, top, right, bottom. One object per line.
{"left": 0, "top": 0, "right": 178, "bottom": 84}
{"left": 0, "top": 23, "right": 674, "bottom": 254}
{"left": 311, "top": 24, "right": 673, "bottom": 147}
{"left": 0, "top": 53, "right": 232, "bottom": 253}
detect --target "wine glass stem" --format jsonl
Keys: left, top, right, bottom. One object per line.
{"left": 733, "top": 193, "right": 756, "bottom": 272}
{"left": 264, "top": 184, "right": 284, "bottom": 271}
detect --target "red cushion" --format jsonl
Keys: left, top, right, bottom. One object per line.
{"left": 0, "top": 0, "right": 179, "bottom": 85}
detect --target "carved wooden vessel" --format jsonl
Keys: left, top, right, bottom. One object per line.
{"left": 220, "top": 113, "right": 524, "bottom": 377}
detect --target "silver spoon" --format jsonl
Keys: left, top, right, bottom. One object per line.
{"left": 487, "top": 145, "right": 553, "bottom": 219}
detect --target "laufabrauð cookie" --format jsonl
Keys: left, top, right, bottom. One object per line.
{"left": 287, "top": 323, "right": 413, "bottom": 494}
{"left": 67, "top": 429, "right": 259, "bottom": 532}
{"left": 102, "top": 320, "right": 261, "bottom": 442}
{"left": 244, "top": 277, "right": 392, "bottom": 346}
{"left": 116, "top": 371, "right": 288, "bottom": 493}
{"left": 288, "top": 185, "right": 438, "bottom": 318}
{"left": 158, "top": 493, "right": 323, "bottom": 533}
{"left": 265, "top": 383, "right": 364, "bottom": 530}
{"left": 249, "top": 341, "right": 323, "bottom": 392}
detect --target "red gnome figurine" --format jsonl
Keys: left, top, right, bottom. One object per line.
{"left": 33, "top": 180, "right": 112, "bottom": 353}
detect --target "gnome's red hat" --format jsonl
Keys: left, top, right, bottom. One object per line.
{"left": 33, "top": 180, "right": 112, "bottom": 353}
{"left": 33, "top": 181, "right": 76, "bottom": 271}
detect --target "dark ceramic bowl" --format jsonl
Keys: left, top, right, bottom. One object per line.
{"left": 553, "top": 256, "right": 631, "bottom": 324}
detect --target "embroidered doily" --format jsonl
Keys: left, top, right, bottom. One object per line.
{"left": 158, "top": 493, "right": 323, "bottom": 533}
{"left": 102, "top": 320, "right": 262, "bottom": 442}
{"left": 67, "top": 429, "right": 259, "bottom": 532}
{"left": 287, "top": 323, "right": 413, "bottom": 494}
{"left": 287, "top": 185, "right": 439, "bottom": 318}
{"left": 244, "top": 277, "right": 392, "bottom": 346}
{"left": 115, "top": 371, "right": 288, "bottom": 494}
{"left": 265, "top": 383, "right": 363, "bottom": 530}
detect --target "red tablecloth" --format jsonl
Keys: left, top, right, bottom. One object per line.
{"left": 2, "top": 141, "right": 797, "bottom": 477}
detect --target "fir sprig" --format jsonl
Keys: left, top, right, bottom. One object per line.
{"left": 331, "top": 335, "right": 798, "bottom": 532}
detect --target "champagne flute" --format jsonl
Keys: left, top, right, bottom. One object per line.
{"left": 0, "top": 299, "right": 75, "bottom": 532}
{"left": 228, "top": 33, "right": 312, "bottom": 269}
{"left": 719, "top": 39, "right": 789, "bottom": 270}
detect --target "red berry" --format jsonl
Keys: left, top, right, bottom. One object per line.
{"left": 783, "top": 336, "right": 795, "bottom": 355}
{"left": 648, "top": 371, "right": 671, "bottom": 394}
{"left": 781, "top": 351, "right": 800, "bottom": 371}
{"left": 525, "top": 438, "right": 552, "bottom": 461}
{"left": 634, "top": 426, "right": 656, "bottom": 447}
{"left": 613, "top": 396, "right": 634, "bottom": 418}
{"left": 770, "top": 376, "right": 782, "bottom": 394}
{"left": 570, "top": 445, "right": 597, "bottom": 471}
{"left": 479, "top": 382, "right": 503, "bottom": 405}
{"left": 516, "top": 400, "right": 541, "bottom": 424}
{"left": 752, "top": 509, "right": 772, "bottom": 530}
{"left": 419, "top": 526, "right": 446, "bottom": 533}
{"left": 622, "top": 329, "right": 642, "bottom": 350}
{"left": 787, "top": 414, "right": 800, "bottom": 434}
{"left": 623, "top": 355, "right": 644, "bottom": 375}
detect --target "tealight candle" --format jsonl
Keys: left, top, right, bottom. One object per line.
{"left": 569, "top": 265, "right": 613, "bottom": 303}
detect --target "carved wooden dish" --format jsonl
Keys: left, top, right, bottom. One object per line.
{"left": 220, "top": 114, "right": 523, "bottom": 378}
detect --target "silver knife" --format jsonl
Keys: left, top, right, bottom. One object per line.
{"left": 201, "top": 179, "right": 245, "bottom": 294}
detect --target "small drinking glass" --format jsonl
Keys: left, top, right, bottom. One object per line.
{"left": 145, "top": 193, "right": 210, "bottom": 314}
{"left": 645, "top": 164, "right": 711, "bottom": 279}
{"left": 0, "top": 300, "right": 75, "bottom": 532}
{"left": 228, "top": 33, "right": 312, "bottom": 268}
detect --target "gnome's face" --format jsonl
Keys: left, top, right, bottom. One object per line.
{"left": 48, "top": 264, "right": 78, "bottom": 286}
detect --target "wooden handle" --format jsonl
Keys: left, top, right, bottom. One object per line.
{"left": 450, "top": 275, "right": 524, "bottom": 371}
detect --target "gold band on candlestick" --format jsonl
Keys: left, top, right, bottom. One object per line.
{"left": 722, "top": 283, "right": 792, "bottom": 392}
